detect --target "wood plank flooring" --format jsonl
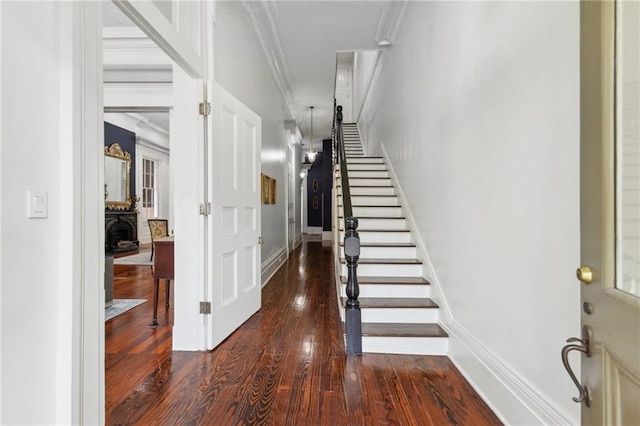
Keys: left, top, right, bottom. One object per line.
{"left": 107, "top": 240, "right": 502, "bottom": 425}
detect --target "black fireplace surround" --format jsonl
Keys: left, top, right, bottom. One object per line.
{"left": 105, "top": 212, "right": 139, "bottom": 253}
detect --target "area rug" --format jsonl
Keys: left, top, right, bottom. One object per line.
{"left": 113, "top": 251, "right": 153, "bottom": 266}
{"left": 105, "top": 299, "right": 147, "bottom": 321}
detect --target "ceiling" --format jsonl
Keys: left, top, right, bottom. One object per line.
{"left": 103, "top": 1, "right": 395, "bottom": 141}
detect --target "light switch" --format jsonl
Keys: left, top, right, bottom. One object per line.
{"left": 27, "top": 190, "right": 48, "bottom": 219}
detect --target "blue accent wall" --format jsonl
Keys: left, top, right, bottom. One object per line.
{"left": 306, "top": 139, "right": 333, "bottom": 230}
{"left": 104, "top": 122, "right": 136, "bottom": 211}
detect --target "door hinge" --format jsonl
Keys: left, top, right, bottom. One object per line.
{"left": 199, "top": 102, "right": 211, "bottom": 116}
{"left": 199, "top": 301, "right": 212, "bottom": 314}
{"left": 199, "top": 202, "right": 211, "bottom": 215}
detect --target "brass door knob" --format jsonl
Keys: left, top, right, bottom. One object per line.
{"left": 576, "top": 266, "right": 593, "bottom": 284}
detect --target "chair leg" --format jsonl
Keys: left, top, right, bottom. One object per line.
{"left": 150, "top": 245, "right": 154, "bottom": 261}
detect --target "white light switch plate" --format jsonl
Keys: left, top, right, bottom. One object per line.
{"left": 27, "top": 190, "right": 48, "bottom": 219}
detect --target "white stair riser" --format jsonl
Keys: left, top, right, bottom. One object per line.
{"left": 348, "top": 179, "right": 392, "bottom": 187}
{"left": 343, "top": 231, "right": 411, "bottom": 244}
{"left": 346, "top": 158, "right": 384, "bottom": 164}
{"left": 340, "top": 207, "right": 403, "bottom": 217}
{"left": 348, "top": 171, "right": 390, "bottom": 178}
{"left": 341, "top": 284, "right": 430, "bottom": 298}
{"left": 360, "top": 307, "right": 439, "bottom": 323}
{"left": 362, "top": 336, "right": 448, "bottom": 355}
{"left": 339, "top": 197, "right": 399, "bottom": 207}
{"left": 341, "top": 263, "right": 422, "bottom": 277}
{"left": 348, "top": 187, "right": 395, "bottom": 196}
{"left": 340, "top": 245, "right": 417, "bottom": 259}
{"left": 339, "top": 218, "right": 407, "bottom": 229}
{"left": 347, "top": 165, "right": 387, "bottom": 171}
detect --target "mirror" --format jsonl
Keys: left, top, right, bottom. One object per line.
{"left": 104, "top": 143, "right": 132, "bottom": 210}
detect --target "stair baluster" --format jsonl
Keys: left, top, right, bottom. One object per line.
{"left": 336, "top": 104, "right": 362, "bottom": 355}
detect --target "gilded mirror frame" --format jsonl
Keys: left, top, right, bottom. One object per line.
{"left": 104, "top": 143, "right": 132, "bottom": 210}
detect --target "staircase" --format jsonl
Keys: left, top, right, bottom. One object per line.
{"left": 336, "top": 123, "right": 448, "bottom": 355}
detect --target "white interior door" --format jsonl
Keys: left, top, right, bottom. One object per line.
{"left": 336, "top": 66, "right": 352, "bottom": 122}
{"left": 575, "top": 1, "right": 640, "bottom": 424}
{"left": 210, "top": 83, "right": 262, "bottom": 348}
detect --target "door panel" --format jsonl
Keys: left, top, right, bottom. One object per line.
{"left": 210, "top": 83, "right": 261, "bottom": 348}
{"left": 579, "top": 1, "right": 640, "bottom": 424}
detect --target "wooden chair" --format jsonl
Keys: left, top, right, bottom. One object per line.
{"left": 147, "top": 219, "right": 169, "bottom": 261}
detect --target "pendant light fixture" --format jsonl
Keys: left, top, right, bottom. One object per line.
{"left": 306, "top": 106, "right": 318, "bottom": 163}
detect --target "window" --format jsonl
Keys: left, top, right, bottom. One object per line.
{"left": 141, "top": 158, "right": 158, "bottom": 218}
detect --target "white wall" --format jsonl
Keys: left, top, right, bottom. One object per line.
{"left": 352, "top": 50, "right": 378, "bottom": 124}
{"left": 1, "top": 2, "right": 104, "bottom": 424}
{"left": 213, "top": 1, "right": 299, "bottom": 278}
{"left": 359, "top": 2, "right": 580, "bottom": 424}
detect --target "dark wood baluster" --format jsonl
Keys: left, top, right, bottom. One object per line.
{"left": 344, "top": 216, "right": 362, "bottom": 355}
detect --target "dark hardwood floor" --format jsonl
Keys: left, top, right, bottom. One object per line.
{"left": 107, "top": 241, "right": 502, "bottom": 425}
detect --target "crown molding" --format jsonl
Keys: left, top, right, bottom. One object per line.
{"left": 375, "top": 0, "right": 408, "bottom": 46}
{"left": 242, "top": 0, "right": 295, "bottom": 122}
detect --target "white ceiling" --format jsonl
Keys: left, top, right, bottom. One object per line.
{"left": 103, "top": 1, "right": 393, "bottom": 141}
{"left": 263, "top": 1, "right": 390, "bottom": 139}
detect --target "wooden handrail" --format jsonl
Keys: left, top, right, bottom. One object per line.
{"left": 335, "top": 105, "right": 362, "bottom": 355}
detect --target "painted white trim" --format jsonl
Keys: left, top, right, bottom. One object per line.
{"left": 293, "top": 232, "right": 303, "bottom": 250}
{"left": 261, "top": 245, "right": 288, "bottom": 287}
{"left": 374, "top": 0, "right": 408, "bottom": 47}
{"left": 73, "top": 2, "right": 105, "bottom": 423}
{"left": 112, "top": 1, "right": 204, "bottom": 78}
{"left": 242, "top": 0, "right": 295, "bottom": 122}
{"left": 448, "top": 321, "right": 572, "bottom": 425}
{"left": 104, "top": 83, "right": 172, "bottom": 109}
{"left": 378, "top": 143, "right": 573, "bottom": 426}
{"left": 0, "top": 1, "right": 3, "bottom": 418}
{"left": 322, "top": 231, "right": 332, "bottom": 241}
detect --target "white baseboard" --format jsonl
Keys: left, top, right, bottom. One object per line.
{"left": 293, "top": 233, "right": 302, "bottom": 250}
{"left": 448, "top": 320, "right": 573, "bottom": 425}
{"left": 377, "top": 143, "right": 572, "bottom": 426}
{"left": 322, "top": 231, "right": 332, "bottom": 240}
{"left": 261, "top": 245, "right": 288, "bottom": 287}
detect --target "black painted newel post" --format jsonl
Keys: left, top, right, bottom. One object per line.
{"left": 344, "top": 216, "right": 362, "bottom": 355}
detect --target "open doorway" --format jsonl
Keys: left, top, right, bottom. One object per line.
{"left": 102, "top": 2, "right": 176, "bottom": 417}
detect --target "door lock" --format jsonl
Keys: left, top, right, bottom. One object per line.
{"left": 258, "top": 236, "right": 264, "bottom": 245}
{"left": 576, "top": 266, "right": 593, "bottom": 284}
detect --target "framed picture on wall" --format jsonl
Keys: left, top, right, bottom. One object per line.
{"left": 261, "top": 174, "right": 270, "bottom": 204}
{"left": 268, "top": 178, "right": 277, "bottom": 204}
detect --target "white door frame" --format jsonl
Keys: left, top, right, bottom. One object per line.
{"left": 77, "top": 0, "right": 210, "bottom": 422}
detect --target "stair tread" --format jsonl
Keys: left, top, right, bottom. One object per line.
{"left": 336, "top": 185, "right": 393, "bottom": 188}
{"left": 341, "top": 204, "right": 400, "bottom": 208}
{"left": 339, "top": 242, "right": 415, "bottom": 247}
{"left": 342, "top": 297, "right": 438, "bottom": 308}
{"left": 338, "top": 194, "right": 396, "bottom": 197}
{"left": 338, "top": 216, "right": 406, "bottom": 219}
{"left": 338, "top": 229, "right": 410, "bottom": 233}
{"left": 360, "top": 323, "right": 448, "bottom": 338}
{"left": 340, "top": 276, "right": 430, "bottom": 285}
{"left": 340, "top": 258, "right": 422, "bottom": 265}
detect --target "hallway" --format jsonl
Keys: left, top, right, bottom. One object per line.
{"left": 106, "top": 240, "right": 501, "bottom": 425}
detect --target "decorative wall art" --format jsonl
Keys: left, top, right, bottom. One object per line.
{"left": 261, "top": 174, "right": 277, "bottom": 204}
{"left": 269, "top": 177, "right": 277, "bottom": 204}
